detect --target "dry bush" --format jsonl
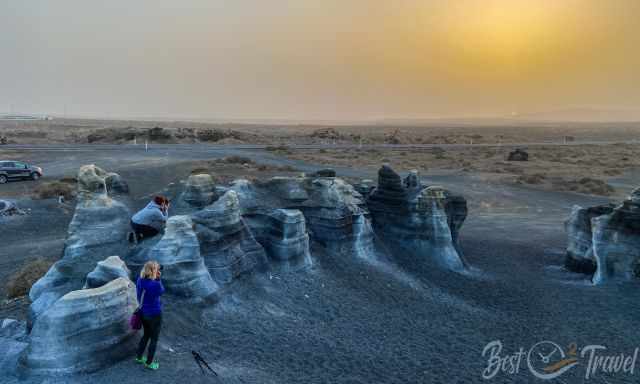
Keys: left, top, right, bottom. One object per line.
{"left": 217, "top": 156, "right": 254, "bottom": 165}
{"left": 517, "top": 173, "right": 547, "bottom": 185}
{"left": 265, "top": 145, "right": 291, "bottom": 153}
{"left": 5, "top": 259, "right": 55, "bottom": 299}
{"left": 190, "top": 167, "right": 210, "bottom": 175}
{"left": 256, "top": 164, "right": 299, "bottom": 172}
{"left": 552, "top": 177, "right": 615, "bottom": 196}
{"left": 32, "top": 181, "right": 76, "bottom": 200}
{"left": 58, "top": 177, "right": 78, "bottom": 184}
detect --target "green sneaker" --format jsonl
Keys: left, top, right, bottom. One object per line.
{"left": 135, "top": 356, "right": 145, "bottom": 364}
{"left": 145, "top": 361, "right": 160, "bottom": 370}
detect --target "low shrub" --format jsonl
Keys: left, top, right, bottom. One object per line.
{"left": 5, "top": 258, "right": 55, "bottom": 299}
{"left": 33, "top": 181, "right": 75, "bottom": 200}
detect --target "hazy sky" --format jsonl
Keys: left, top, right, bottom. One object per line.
{"left": 1, "top": 0, "right": 639, "bottom": 120}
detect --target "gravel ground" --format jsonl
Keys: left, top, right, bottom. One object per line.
{"left": 1, "top": 148, "right": 639, "bottom": 384}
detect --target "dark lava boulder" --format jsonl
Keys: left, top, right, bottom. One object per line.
{"left": 311, "top": 168, "right": 336, "bottom": 178}
{"left": 507, "top": 148, "right": 529, "bottom": 161}
{"left": 147, "top": 126, "right": 173, "bottom": 142}
{"left": 367, "top": 165, "right": 468, "bottom": 271}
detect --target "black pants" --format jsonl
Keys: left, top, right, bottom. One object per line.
{"left": 131, "top": 220, "right": 159, "bottom": 239}
{"left": 136, "top": 314, "right": 162, "bottom": 364}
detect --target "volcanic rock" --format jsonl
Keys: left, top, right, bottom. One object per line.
{"left": 507, "top": 148, "right": 529, "bottom": 161}
{"left": 24, "top": 278, "right": 138, "bottom": 375}
{"left": 29, "top": 166, "right": 131, "bottom": 325}
{"left": 0, "top": 338, "right": 27, "bottom": 377}
{"left": 242, "top": 208, "right": 311, "bottom": 268}
{"left": 0, "top": 318, "right": 28, "bottom": 375}
{"left": 565, "top": 188, "right": 640, "bottom": 283}
{"left": 592, "top": 195, "right": 640, "bottom": 284}
{"left": 229, "top": 175, "right": 374, "bottom": 259}
{"left": 84, "top": 256, "right": 130, "bottom": 289}
{"left": 181, "top": 173, "right": 216, "bottom": 208}
{"left": 77, "top": 164, "right": 129, "bottom": 196}
{"left": 192, "top": 191, "right": 268, "bottom": 283}
{"left": 0, "top": 318, "right": 27, "bottom": 340}
{"left": 311, "top": 168, "right": 337, "bottom": 178}
{"left": 565, "top": 204, "right": 615, "bottom": 274}
{"left": 133, "top": 215, "right": 220, "bottom": 300}
{"left": 367, "top": 166, "right": 467, "bottom": 271}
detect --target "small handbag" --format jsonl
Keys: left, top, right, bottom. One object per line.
{"left": 129, "top": 289, "right": 146, "bottom": 331}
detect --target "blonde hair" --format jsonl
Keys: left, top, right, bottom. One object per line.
{"left": 140, "top": 261, "right": 159, "bottom": 279}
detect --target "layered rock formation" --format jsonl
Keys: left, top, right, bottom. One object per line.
{"left": 24, "top": 277, "right": 138, "bottom": 375}
{"left": 367, "top": 165, "right": 467, "bottom": 271}
{"left": 565, "top": 204, "right": 615, "bottom": 274}
{"left": 29, "top": 165, "right": 131, "bottom": 325}
{"left": 565, "top": 188, "right": 640, "bottom": 284}
{"left": 84, "top": 256, "right": 130, "bottom": 289}
{"left": 134, "top": 215, "right": 220, "bottom": 300}
{"left": 77, "top": 164, "right": 129, "bottom": 196}
{"left": 507, "top": 148, "right": 529, "bottom": 161}
{"left": 181, "top": 173, "right": 217, "bottom": 208}
{"left": 228, "top": 175, "right": 374, "bottom": 259}
{"left": 0, "top": 318, "right": 28, "bottom": 376}
{"left": 192, "top": 191, "right": 268, "bottom": 283}
{"left": 241, "top": 208, "right": 311, "bottom": 268}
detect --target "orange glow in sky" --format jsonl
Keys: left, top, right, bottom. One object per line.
{"left": 1, "top": 0, "right": 639, "bottom": 120}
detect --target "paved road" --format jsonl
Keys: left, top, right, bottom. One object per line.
{"left": 0, "top": 139, "right": 637, "bottom": 152}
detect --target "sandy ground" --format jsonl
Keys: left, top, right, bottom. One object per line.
{"left": 1, "top": 147, "right": 639, "bottom": 383}
{"left": 275, "top": 143, "right": 640, "bottom": 199}
{"left": 1, "top": 117, "right": 640, "bottom": 145}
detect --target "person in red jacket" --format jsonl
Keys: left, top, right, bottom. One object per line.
{"left": 135, "top": 261, "right": 165, "bottom": 370}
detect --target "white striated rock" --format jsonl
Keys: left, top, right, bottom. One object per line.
{"left": 29, "top": 165, "right": 131, "bottom": 327}
{"left": 84, "top": 256, "right": 130, "bottom": 289}
{"left": 242, "top": 208, "right": 311, "bottom": 268}
{"left": 181, "top": 173, "right": 216, "bottom": 208}
{"left": 367, "top": 165, "right": 468, "bottom": 271}
{"left": 25, "top": 277, "right": 138, "bottom": 375}
{"left": 145, "top": 215, "right": 219, "bottom": 300}
{"left": 192, "top": 191, "right": 268, "bottom": 283}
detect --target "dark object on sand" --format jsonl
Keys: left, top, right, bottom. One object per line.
{"left": 0, "top": 136, "right": 7, "bottom": 145}
{"left": 507, "top": 148, "right": 529, "bottom": 161}
{"left": 312, "top": 168, "right": 336, "bottom": 178}
{"left": 0, "top": 199, "right": 26, "bottom": 216}
{"left": 192, "top": 350, "right": 218, "bottom": 376}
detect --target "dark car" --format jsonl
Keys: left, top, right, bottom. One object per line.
{"left": 0, "top": 160, "right": 43, "bottom": 184}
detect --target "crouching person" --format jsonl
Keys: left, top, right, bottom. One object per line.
{"left": 135, "top": 261, "right": 165, "bottom": 370}
{"left": 130, "top": 196, "right": 170, "bottom": 242}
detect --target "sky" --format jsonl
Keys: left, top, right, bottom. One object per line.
{"left": 1, "top": 0, "right": 639, "bottom": 121}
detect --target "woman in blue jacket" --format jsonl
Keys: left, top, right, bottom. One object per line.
{"left": 135, "top": 261, "right": 165, "bottom": 370}
{"left": 129, "top": 196, "right": 170, "bottom": 242}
